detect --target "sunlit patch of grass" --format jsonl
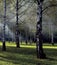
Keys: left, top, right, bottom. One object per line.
{"left": 20, "top": 45, "right": 36, "bottom": 48}
{"left": 43, "top": 46, "right": 57, "bottom": 49}
{"left": 43, "top": 43, "right": 57, "bottom": 49}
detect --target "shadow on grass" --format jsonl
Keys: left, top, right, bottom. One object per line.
{"left": 6, "top": 46, "right": 36, "bottom": 56}
{"left": 44, "top": 49, "right": 57, "bottom": 56}
{"left": 0, "top": 45, "right": 57, "bottom": 65}
{"left": 0, "top": 46, "right": 37, "bottom": 65}
{"left": 0, "top": 54, "right": 37, "bottom": 65}
{"left": 47, "top": 57, "right": 57, "bottom": 61}
{"left": 44, "top": 48, "right": 57, "bottom": 62}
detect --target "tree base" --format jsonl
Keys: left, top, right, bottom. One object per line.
{"left": 17, "top": 45, "right": 20, "bottom": 48}
{"left": 16, "top": 44, "right": 20, "bottom": 48}
{"left": 52, "top": 43, "right": 54, "bottom": 46}
{"left": 39, "top": 52, "right": 46, "bottom": 59}
{"left": 37, "top": 51, "right": 46, "bottom": 59}
{"left": 2, "top": 41, "right": 6, "bottom": 51}
{"left": 16, "top": 42, "right": 20, "bottom": 48}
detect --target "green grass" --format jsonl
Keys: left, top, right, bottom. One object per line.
{"left": 0, "top": 42, "right": 57, "bottom": 65}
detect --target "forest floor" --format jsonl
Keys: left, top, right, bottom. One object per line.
{"left": 0, "top": 42, "right": 57, "bottom": 65}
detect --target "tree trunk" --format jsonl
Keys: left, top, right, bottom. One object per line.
{"left": 2, "top": 0, "right": 6, "bottom": 51}
{"left": 36, "top": 0, "right": 46, "bottom": 59}
{"left": 51, "top": 23, "right": 54, "bottom": 46}
{"left": 2, "top": 41, "right": 6, "bottom": 51}
{"left": 25, "top": 30, "right": 28, "bottom": 45}
{"left": 16, "top": 0, "right": 20, "bottom": 48}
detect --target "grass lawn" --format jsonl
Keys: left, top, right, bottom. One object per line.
{"left": 0, "top": 42, "right": 57, "bottom": 65}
